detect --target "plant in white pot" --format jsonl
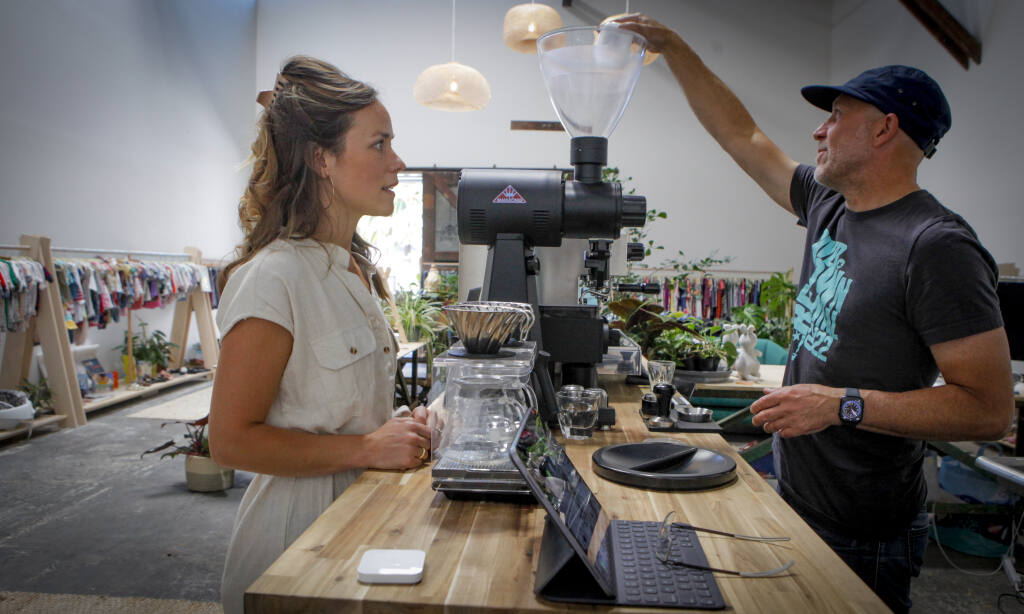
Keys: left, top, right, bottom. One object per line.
{"left": 141, "top": 415, "right": 234, "bottom": 492}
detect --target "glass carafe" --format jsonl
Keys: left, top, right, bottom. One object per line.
{"left": 440, "top": 374, "right": 538, "bottom": 466}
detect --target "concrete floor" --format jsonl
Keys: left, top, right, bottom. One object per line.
{"left": 0, "top": 382, "right": 1018, "bottom": 612}
{"left": 0, "top": 382, "right": 249, "bottom": 603}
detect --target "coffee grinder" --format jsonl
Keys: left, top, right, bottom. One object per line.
{"left": 457, "top": 25, "right": 654, "bottom": 422}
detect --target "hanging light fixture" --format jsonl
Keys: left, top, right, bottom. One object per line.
{"left": 601, "top": 1, "right": 659, "bottom": 65}
{"left": 414, "top": 0, "right": 491, "bottom": 111}
{"left": 502, "top": 2, "right": 562, "bottom": 54}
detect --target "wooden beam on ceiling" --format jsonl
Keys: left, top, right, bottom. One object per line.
{"left": 510, "top": 120, "right": 565, "bottom": 132}
{"left": 899, "top": 0, "right": 982, "bottom": 70}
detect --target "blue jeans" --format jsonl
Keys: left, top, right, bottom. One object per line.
{"left": 802, "top": 508, "right": 929, "bottom": 614}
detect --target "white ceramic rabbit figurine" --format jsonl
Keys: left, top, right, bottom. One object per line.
{"left": 732, "top": 324, "right": 762, "bottom": 381}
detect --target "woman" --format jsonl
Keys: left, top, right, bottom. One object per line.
{"left": 208, "top": 56, "right": 432, "bottom": 614}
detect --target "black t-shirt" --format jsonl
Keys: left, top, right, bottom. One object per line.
{"left": 778, "top": 164, "right": 1002, "bottom": 540}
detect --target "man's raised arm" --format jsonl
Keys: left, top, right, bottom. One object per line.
{"left": 615, "top": 14, "right": 799, "bottom": 214}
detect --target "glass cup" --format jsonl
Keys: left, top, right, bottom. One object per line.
{"left": 558, "top": 384, "right": 584, "bottom": 399}
{"left": 647, "top": 360, "right": 676, "bottom": 386}
{"left": 584, "top": 387, "right": 607, "bottom": 409}
{"left": 556, "top": 388, "right": 601, "bottom": 440}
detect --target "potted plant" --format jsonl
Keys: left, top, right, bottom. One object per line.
{"left": 19, "top": 376, "right": 54, "bottom": 416}
{"left": 606, "top": 297, "right": 693, "bottom": 355}
{"left": 386, "top": 288, "right": 450, "bottom": 369}
{"left": 143, "top": 328, "right": 177, "bottom": 375}
{"left": 118, "top": 321, "right": 178, "bottom": 380}
{"left": 730, "top": 270, "right": 797, "bottom": 348}
{"left": 646, "top": 319, "right": 738, "bottom": 372}
{"left": 141, "top": 415, "right": 234, "bottom": 492}
{"left": 649, "top": 328, "right": 701, "bottom": 371}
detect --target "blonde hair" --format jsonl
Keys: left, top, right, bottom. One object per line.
{"left": 221, "top": 55, "right": 390, "bottom": 299}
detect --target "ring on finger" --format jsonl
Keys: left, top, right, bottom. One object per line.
{"left": 416, "top": 447, "right": 428, "bottom": 461}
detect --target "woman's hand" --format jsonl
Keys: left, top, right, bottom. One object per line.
{"left": 362, "top": 417, "right": 433, "bottom": 469}
{"left": 410, "top": 405, "right": 445, "bottom": 453}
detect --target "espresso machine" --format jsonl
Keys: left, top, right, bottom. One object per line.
{"left": 458, "top": 24, "right": 653, "bottom": 421}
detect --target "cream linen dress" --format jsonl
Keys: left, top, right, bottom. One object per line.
{"left": 216, "top": 238, "right": 398, "bottom": 614}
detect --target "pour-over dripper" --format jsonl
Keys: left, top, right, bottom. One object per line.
{"left": 537, "top": 25, "right": 646, "bottom": 138}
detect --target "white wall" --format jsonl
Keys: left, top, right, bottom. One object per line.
{"left": 255, "top": 0, "right": 832, "bottom": 282}
{"left": 831, "top": 0, "right": 1022, "bottom": 271}
{"left": 3, "top": 0, "right": 1020, "bottom": 377}
{"left": 0, "top": 0, "right": 257, "bottom": 376}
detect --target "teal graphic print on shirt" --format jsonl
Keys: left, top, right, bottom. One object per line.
{"left": 791, "top": 230, "right": 853, "bottom": 363}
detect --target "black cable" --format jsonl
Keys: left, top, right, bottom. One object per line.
{"left": 998, "top": 591, "right": 1024, "bottom": 613}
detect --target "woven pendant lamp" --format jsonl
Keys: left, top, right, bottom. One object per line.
{"left": 414, "top": 62, "right": 491, "bottom": 112}
{"left": 503, "top": 2, "right": 562, "bottom": 54}
{"left": 414, "top": 0, "right": 491, "bottom": 111}
{"left": 601, "top": 2, "right": 659, "bottom": 65}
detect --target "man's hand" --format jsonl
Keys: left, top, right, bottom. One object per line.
{"left": 611, "top": 13, "right": 681, "bottom": 54}
{"left": 750, "top": 384, "right": 843, "bottom": 437}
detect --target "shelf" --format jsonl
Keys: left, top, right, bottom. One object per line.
{"left": 82, "top": 371, "right": 213, "bottom": 413}
{"left": 0, "top": 414, "right": 68, "bottom": 442}
{"left": 0, "top": 373, "right": 213, "bottom": 445}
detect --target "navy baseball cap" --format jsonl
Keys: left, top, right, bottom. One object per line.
{"left": 801, "top": 65, "right": 951, "bottom": 158}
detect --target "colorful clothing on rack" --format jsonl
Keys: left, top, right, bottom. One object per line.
{"left": 52, "top": 258, "right": 210, "bottom": 334}
{"left": 0, "top": 257, "right": 51, "bottom": 333}
{"left": 616, "top": 271, "right": 772, "bottom": 321}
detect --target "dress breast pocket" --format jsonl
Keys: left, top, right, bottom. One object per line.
{"left": 309, "top": 325, "right": 378, "bottom": 414}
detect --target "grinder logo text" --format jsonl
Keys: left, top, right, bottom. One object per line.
{"left": 492, "top": 185, "right": 527, "bottom": 204}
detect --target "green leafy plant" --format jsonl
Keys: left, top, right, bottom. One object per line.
{"left": 388, "top": 289, "right": 447, "bottom": 344}
{"left": 141, "top": 416, "right": 210, "bottom": 459}
{"left": 729, "top": 271, "right": 797, "bottom": 347}
{"left": 648, "top": 320, "right": 737, "bottom": 370}
{"left": 649, "top": 328, "right": 701, "bottom": 363}
{"left": 606, "top": 297, "right": 693, "bottom": 355}
{"left": 116, "top": 321, "right": 177, "bottom": 369}
{"left": 19, "top": 376, "right": 54, "bottom": 415}
{"left": 427, "top": 270, "right": 459, "bottom": 305}
{"left": 696, "top": 323, "right": 739, "bottom": 366}
{"left": 663, "top": 249, "right": 733, "bottom": 279}
{"left": 143, "top": 329, "right": 177, "bottom": 370}
{"left": 384, "top": 288, "right": 452, "bottom": 379}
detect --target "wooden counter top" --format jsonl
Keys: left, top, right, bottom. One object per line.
{"left": 247, "top": 378, "right": 887, "bottom": 613}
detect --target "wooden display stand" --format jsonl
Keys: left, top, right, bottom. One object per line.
{"left": 1, "top": 235, "right": 86, "bottom": 435}
{"left": 0, "top": 235, "right": 219, "bottom": 441}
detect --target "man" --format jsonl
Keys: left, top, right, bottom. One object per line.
{"left": 616, "top": 14, "right": 1013, "bottom": 614}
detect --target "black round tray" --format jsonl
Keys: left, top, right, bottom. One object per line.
{"left": 674, "top": 369, "right": 731, "bottom": 384}
{"left": 592, "top": 441, "right": 736, "bottom": 491}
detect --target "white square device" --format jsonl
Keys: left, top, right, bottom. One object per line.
{"left": 356, "top": 549, "right": 425, "bottom": 584}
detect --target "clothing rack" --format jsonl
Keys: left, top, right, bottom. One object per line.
{"left": 0, "top": 235, "right": 219, "bottom": 441}
{"left": 617, "top": 266, "right": 793, "bottom": 319}
{"left": 45, "top": 246, "right": 196, "bottom": 260}
{"left": 627, "top": 265, "right": 787, "bottom": 279}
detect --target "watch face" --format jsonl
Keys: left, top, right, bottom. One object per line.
{"left": 841, "top": 399, "right": 863, "bottom": 422}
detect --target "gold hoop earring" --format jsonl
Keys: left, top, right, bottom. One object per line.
{"left": 324, "top": 176, "right": 337, "bottom": 211}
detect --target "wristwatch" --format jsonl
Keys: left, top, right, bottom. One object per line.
{"left": 839, "top": 388, "right": 864, "bottom": 426}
